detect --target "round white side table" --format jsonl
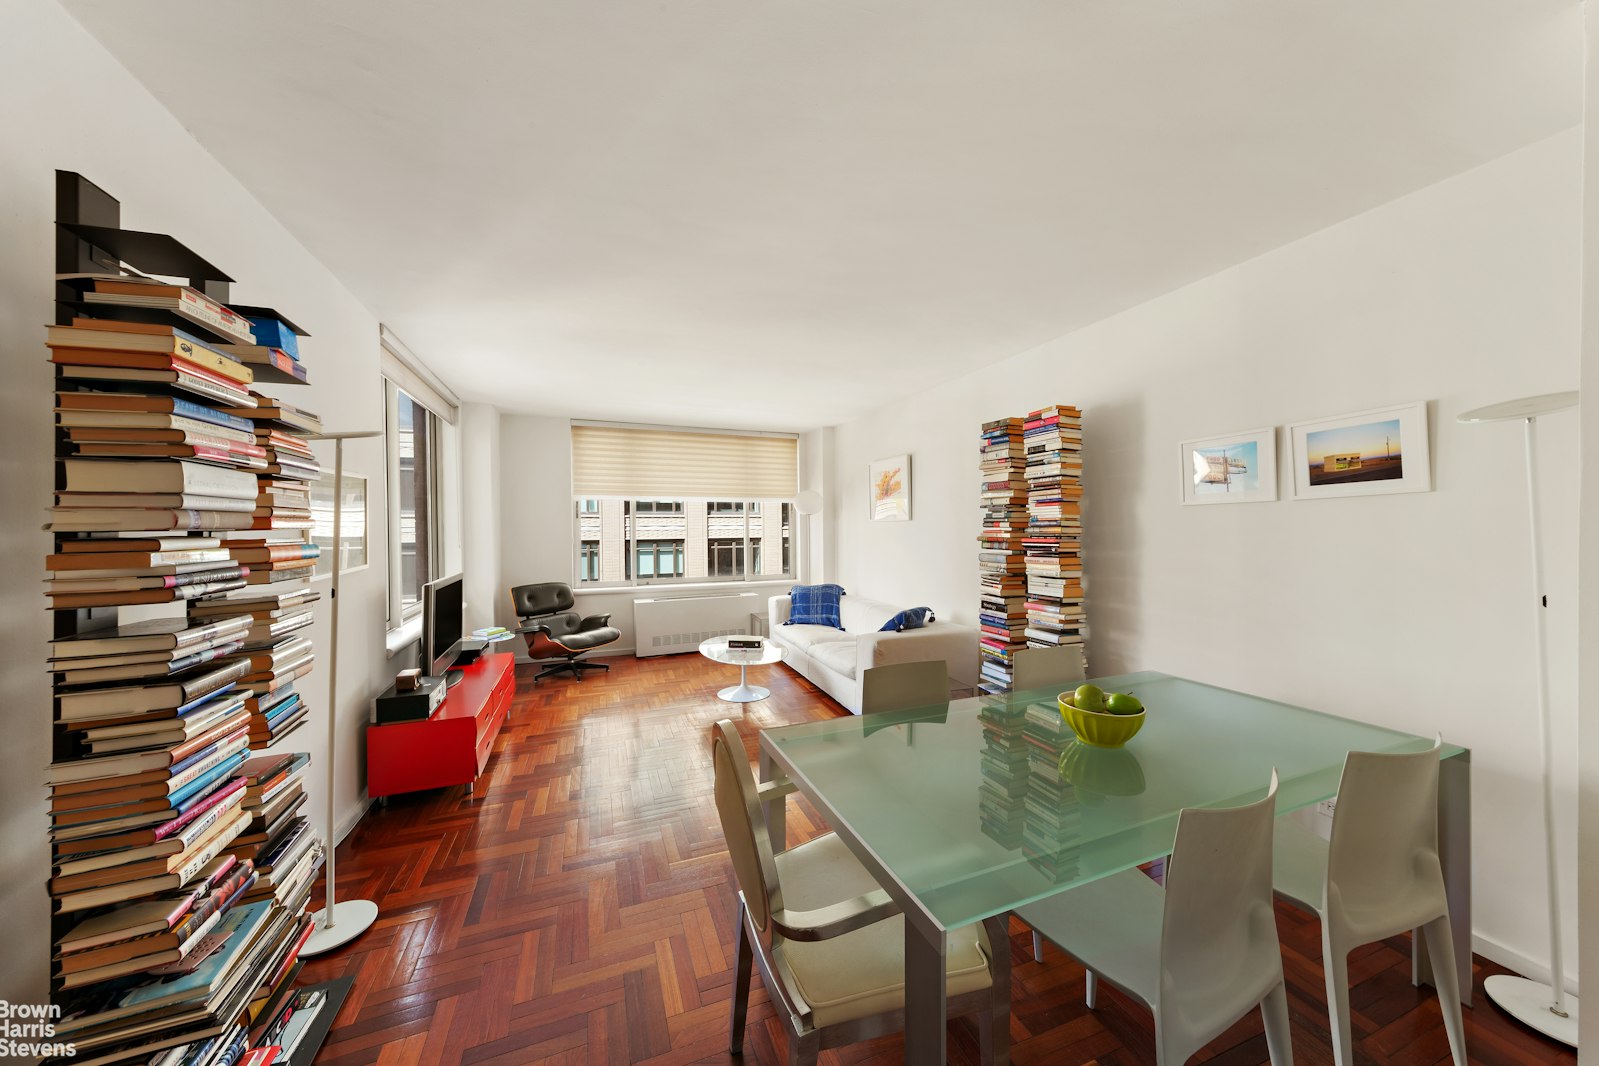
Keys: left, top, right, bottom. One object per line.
{"left": 699, "top": 635, "right": 783, "bottom": 703}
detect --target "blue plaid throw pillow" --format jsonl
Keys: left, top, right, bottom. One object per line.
{"left": 786, "top": 584, "right": 845, "bottom": 628}
{"left": 879, "top": 607, "right": 934, "bottom": 632}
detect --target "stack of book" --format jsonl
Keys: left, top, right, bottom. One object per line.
{"left": 44, "top": 268, "right": 324, "bottom": 1064}
{"left": 197, "top": 391, "right": 322, "bottom": 755}
{"left": 1022, "top": 406, "right": 1087, "bottom": 673}
{"left": 1020, "top": 700, "right": 1080, "bottom": 882}
{"left": 250, "top": 429, "right": 320, "bottom": 532}
{"left": 48, "top": 320, "right": 258, "bottom": 411}
{"left": 46, "top": 537, "right": 251, "bottom": 611}
{"left": 978, "top": 417, "right": 1029, "bottom": 694}
{"left": 231, "top": 753, "right": 318, "bottom": 915}
{"left": 216, "top": 309, "right": 311, "bottom": 387}
{"left": 64, "top": 274, "right": 258, "bottom": 347}
{"left": 222, "top": 393, "right": 323, "bottom": 437}
{"left": 976, "top": 701, "right": 1030, "bottom": 847}
{"left": 57, "top": 391, "right": 267, "bottom": 472}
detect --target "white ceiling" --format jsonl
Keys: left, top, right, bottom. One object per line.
{"left": 65, "top": 1, "right": 1580, "bottom": 431}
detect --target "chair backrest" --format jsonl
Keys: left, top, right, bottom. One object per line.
{"left": 710, "top": 719, "right": 782, "bottom": 933}
{"left": 860, "top": 660, "right": 949, "bottom": 715}
{"left": 1011, "top": 646, "right": 1087, "bottom": 693}
{"left": 510, "top": 582, "right": 574, "bottom": 619}
{"left": 1159, "top": 771, "right": 1281, "bottom": 1044}
{"left": 1326, "top": 737, "right": 1445, "bottom": 914}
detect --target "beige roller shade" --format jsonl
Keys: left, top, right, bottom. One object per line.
{"left": 571, "top": 424, "right": 798, "bottom": 498}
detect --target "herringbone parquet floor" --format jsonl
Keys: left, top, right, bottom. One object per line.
{"left": 302, "top": 654, "right": 1574, "bottom": 1065}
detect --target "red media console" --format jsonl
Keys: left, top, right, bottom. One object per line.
{"left": 366, "top": 651, "right": 516, "bottom": 798}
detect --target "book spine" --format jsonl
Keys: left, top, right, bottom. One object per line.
{"left": 169, "top": 397, "right": 255, "bottom": 433}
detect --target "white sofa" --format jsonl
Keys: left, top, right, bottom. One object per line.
{"left": 767, "top": 593, "right": 978, "bottom": 715}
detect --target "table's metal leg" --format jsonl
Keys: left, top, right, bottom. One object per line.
{"left": 904, "top": 917, "right": 947, "bottom": 1064}
{"left": 759, "top": 747, "right": 785, "bottom": 853}
{"left": 1415, "top": 748, "right": 1472, "bottom": 1006}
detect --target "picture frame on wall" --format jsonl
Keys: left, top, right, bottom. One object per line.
{"left": 1179, "top": 427, "right": 1278, "bottom": 505}
{"left": 869, "top": 454, "right": 911, "bottom": 521}
{"left": 1288, "top": 400, "right": 1431, "bottom": 499}
{"left": 310, "top": 471, "right": 369, "bottom": 577}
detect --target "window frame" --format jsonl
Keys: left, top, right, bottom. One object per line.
{"left": 634, "top": 539, "right": 686, "bottom": 580}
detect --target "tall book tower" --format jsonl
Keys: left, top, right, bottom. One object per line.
{"left": 42, "top": 172, "right": 348, "bottom": 1065}
{"left": 977, "top": 417, "right": 1029, "bottom": 694}
{"left": 1022, "top": 405, "right": 1086, "bottom": 673}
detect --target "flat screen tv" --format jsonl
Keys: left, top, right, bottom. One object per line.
{"left": 422, "top": 572, "right": 465, "bottom": 683}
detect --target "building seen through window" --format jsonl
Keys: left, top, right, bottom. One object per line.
{"left": 574, "top": 498, "right": 792, "bottom": 586}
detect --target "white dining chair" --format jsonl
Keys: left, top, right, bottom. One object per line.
{"left": 859, "top": 660, "right": 949, "bottom": 714}
{"left": 710, "top": 719, "right": 1010, "bottom": 1065}
{"left": 1017, "top": 771, "right": 1292, "bottom": 1066}
{"left": 1010, "top": 645, "right": 1086, "bottom": 693}
{"left": 1272, "top": 738, "right": 1466, "bottom": 1066}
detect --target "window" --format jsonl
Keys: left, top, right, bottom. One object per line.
{"left": 569, "top": 423, "right": 799, "bottom": 588}
{"left": 708, "top": 538, "right": 744, "bottom": 577}
{"left": 380, "top": 326, "right": 459, "bottom": 637}
{"left": 387, "top": 385, "right": 442, "bottom": 619}
{"left": 571, "top": 497, "right": 794, "bottom": 587}
{"left": 635, "top": 540, "right": 685, "bottom": 579}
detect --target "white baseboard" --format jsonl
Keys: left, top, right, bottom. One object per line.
{"left": 1471, "top": 932, "right": 1579, "bottom": 996}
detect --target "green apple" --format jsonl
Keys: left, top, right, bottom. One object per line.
{"left": 1073, "top": 684, "right": 1107, "bottom": 712}
{"left": 1106, "top": 692, "right": 1144, "bottom": 716}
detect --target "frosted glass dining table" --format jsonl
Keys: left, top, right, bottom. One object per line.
{"left": 757, "top": 671, "right": 1471, "bottom": 1064}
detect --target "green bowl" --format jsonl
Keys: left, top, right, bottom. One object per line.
{"left": 1058, "top": 695, "right": 1145, "bottom": 749}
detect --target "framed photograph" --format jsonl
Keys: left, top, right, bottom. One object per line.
{"left": 1179, "top": 427, "right": 1278, "bottom": 505}
{"left": 869, "top": 454, "right": 911, "bottom": 521}
{"left": 310, "top": 471, "right": 369, "bottom": 577}
{"left": 1289, "top": 401, "right": 1431, "bottom": 499}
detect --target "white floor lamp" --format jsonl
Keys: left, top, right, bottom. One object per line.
{"left": 1458, "top": 391, "right": 1579, "bottom": 1047}
{"left": 300, "top": 429, "right": 384, "bottom": 956}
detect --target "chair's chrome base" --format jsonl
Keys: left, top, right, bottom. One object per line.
{"left": 718, "top": 683, "right": 770, "bottom": 703}
{"left": 1485, "top": 975, "right": 1578, "bottom": 1047}
{"left": 534, "top": 658, "right": 611, "bottom": 683}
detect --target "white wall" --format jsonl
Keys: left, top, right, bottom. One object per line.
{"left": 1578, "top": 4, "right": 1598, "bottom": 1048}
{"left": 0, "top": 1, "right": 415, "bottom": 1005}
{"left": 828, "top": 129, "right": 1583, "bottom": 985}
{"left": 459, "top": 402, "right": 503, "bottom": 633}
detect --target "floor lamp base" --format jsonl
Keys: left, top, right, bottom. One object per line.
{"left": 300, "top": 899, "right": 380, "bottom": 956}
{"left": 1485, "top": 975, "right": 1578, "bottom": 1047}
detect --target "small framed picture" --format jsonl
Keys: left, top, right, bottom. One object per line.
{"left": 1289, "top": 401, "right": 1431, "bottom": 499}
{"left": 869, "top": 454, "right": 911, "bottom": 521}
{"left": 1179, "top": 427, "right": 1278, "bottom": 505}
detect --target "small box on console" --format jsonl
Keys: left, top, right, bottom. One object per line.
{"left": 374, "top": 674, "right": 446, "bottom": 724}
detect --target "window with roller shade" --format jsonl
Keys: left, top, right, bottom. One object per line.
{"left": 382, "top": 326, "right": 458, "bottom": 630}
{"left": 571, "top": 424, "right": 798, "bottom": 588}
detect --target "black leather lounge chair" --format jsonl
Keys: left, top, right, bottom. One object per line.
{"left": 509, "top": 582, "right": 622, "bottom": 682}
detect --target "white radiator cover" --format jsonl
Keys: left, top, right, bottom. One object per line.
{"left": 633, "top": 591, "right": 761, "bottom": 657}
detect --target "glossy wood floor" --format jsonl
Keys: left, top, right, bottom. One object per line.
{"left": 303, "top": 653, "right": 1574, "bottom": 1066}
